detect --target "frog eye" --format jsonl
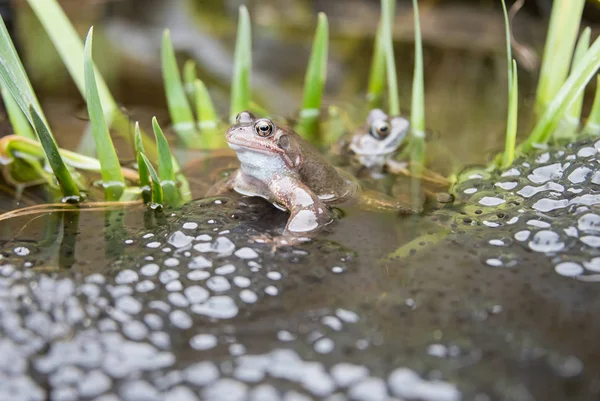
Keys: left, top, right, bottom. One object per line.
{"left": 370, "top": 120, "right": 390, "bottom": 139}
{"left": 254, "top": 119, "right": 274, "bottom": 137}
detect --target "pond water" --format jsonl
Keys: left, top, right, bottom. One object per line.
{"left": 1, "top": 1, "right": 600, "bottom": 401}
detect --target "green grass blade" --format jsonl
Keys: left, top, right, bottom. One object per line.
{"left": 502, "top": 60, "right": 519, "bottom": 168}
{"left": 558, "top": 27, "right": 591, "bottom": 139}
{"left": 162, "top": 30, "right": 201, "bottom": 148}
{"left": 139, "top": 152, "right": 163, "bottom": 205}
{"left": 501, "top": 0, "right": 512, "bottom": 90}
{"left": 301, "top": 12, "right": 329, "bottom": 116}
{"left": 84, "top": 27, "right": 124, "bottom": 201}
{"left": 521, "top": 35, "right": 600, "bottom": 152}
{"left": 195, "top": 79, "right": 218, "bottom": 129}
{"left": 194, "top": 79, "right": 224, "bottom": 148}
{"left": 26, "top": 0, "right": 115, "bottom": 118}
{"left": 584, "top": 75, "right": 600, "bottom": 136}
{"left": 1, "top": 86, "right": 35, "bottom": 139}
{"left": 152, "top": 117, "right": 179, "bottom": 204}
{"left": 230, "top": 5, "right": 252, "bottom": 123}
{"left": 0, "top": 14, "right": 47, "bottom": 127}
{"left": 29, "top": 105, "right": 80, "bottom": 200}
{"left": 382, "top": 0, "right": 400, "bottom": 116}
{"left": 367, "top": 23, "right": 385, "bottom": 108}
{"left": 534, "top": 0, "right": 585, "bottom": 118}
{"left": 183, "top": 59, "right": 197, "bottom": 104}
{"left": 410, "top": 0, "right": 425, "bottom": 139}
{"left": 27, "top": 0, "right": 158, "bottom": 160}
{"left": 135, "top": 122, "right": 152, "bottom": 204}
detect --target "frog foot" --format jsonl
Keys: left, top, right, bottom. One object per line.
{"left": 250, "top": 233, "right": 312, "bottom": 253}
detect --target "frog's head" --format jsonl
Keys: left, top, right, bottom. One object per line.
{"left": 226, "top": 111, "right": 303, "bottom": 170}
{"left": 349, "top": 109, "right": 409, "bottom": 168}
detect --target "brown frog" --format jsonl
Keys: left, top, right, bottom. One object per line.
{"left": 207, "top": 111, "right": 364, "bottom": 236}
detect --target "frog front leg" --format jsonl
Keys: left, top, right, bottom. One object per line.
{"left": 269, "top": 176, "right": 333, "bottom": 236}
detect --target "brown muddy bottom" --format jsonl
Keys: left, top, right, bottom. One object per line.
{"left": 1, "top": 140, "right": 600, "bottom": 401}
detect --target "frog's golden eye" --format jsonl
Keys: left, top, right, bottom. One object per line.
{"left": 370, "top": 120, "right": 390, "bottom": 139}
{"left": 254, "top": 119, "right": 274, "bottom": 137}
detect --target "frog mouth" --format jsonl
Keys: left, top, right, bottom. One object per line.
{"left": 226, "top": 135, "right": 284, "bottom": 155}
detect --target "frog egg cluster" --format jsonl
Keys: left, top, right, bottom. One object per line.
{"left": 0, "top": 197, "right": 460, "bottom": 400}
{"left": 455, "top": 139, "right": 600, "bottom": 279}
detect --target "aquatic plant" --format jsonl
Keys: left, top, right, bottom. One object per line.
{"left": 493, "top": 0, "right": 600, "bottom": 165}
{"left": 584, "top": 76, "right": 600, "bottom": 135}
{"left": 230, "top": 5, "right": 252, "bottom": 123}
{"left": 409, "top": 0, "right": 425, "bottom": 172}
{"left": 84, "top": 28, "right": 125, "bottom": 201}
{"left": 296, "top": 12, "right": 329, "bottom": 141}
{"left": 533, "top": 0, "right": 585, "bottom": 119}
{"left": 382, "top": 0, "right": 400, "bottom": 116}
{"left": 498, "top": 0, "right": 518, "bottom": 169}
{"left": 0, "top": 9, "right": 189, "bottom": 207}
{"left": 162, "top": 30, "right": 202, "bottom": 147}
{"left": 25, "top": 0, "right": 158, "bottom": 159}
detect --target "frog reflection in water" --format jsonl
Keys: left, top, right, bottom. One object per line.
{"left": 207, "top": 111, "right": 413, "bottom": 237}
